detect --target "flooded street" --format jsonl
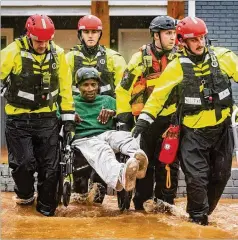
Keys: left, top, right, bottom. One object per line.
{"left": 1, "top": 192, "right": 238, "bottom": 239}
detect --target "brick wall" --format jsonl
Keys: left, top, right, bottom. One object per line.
{"left": 177, "top": 168, "right": 238, "bottom": 199}
{"left": 1, "top": 164, "right": 238, "bottom": 198}
{"left": 185, "top": 1, "right": 238, "bottom": 103}
{"left": 196, "top": 1, "right": 238, "bottom": 54}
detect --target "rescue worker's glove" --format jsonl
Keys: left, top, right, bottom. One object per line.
{"left": 63, "top": 120, "right": 76, "bottom": 143}
{"left": 116, "top": 112, "right": 134, "bottom": 131}
{"left": 132, "top": 119, "right": 150, "bottom": 138}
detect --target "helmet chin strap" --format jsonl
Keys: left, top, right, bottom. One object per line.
{"left": 81, "top": 40, "right": 99, "bottom": 56}
{"left": 153, "top": 33, "right": 172, "bottom": 57}
{"left": 27, "top": 37, "right": 47, "bottom": 55}
{"left": 184, "top": 45, "right": 206, "bottom": 63}
{"left": 78, "top": 30, "right": 101, "bottom": 56}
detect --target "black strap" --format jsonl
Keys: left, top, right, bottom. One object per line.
{"left": 207, "top": 46, "right": 222, "bottom": 121}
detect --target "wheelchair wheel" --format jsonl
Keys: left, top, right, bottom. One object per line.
{"left": 56, "top": 171, "right": 63, "bottom": 205}
{"left": 56, "top": 141, "right": 64, "bottom": 205}
{"left": 63, "top": 181, "right": 71, "bottom": 207}
{"left": 117, "top": 189, "right": 133, "bottom": 211}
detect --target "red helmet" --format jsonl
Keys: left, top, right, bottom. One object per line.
{"left": 78, "top": 15, "right": 103, "bottom": 31}
{"left": 25, "top": 14, "right": 55, "bottom": 41}
{"left": 176, "top": 16, "right": 208, "bottom": 40}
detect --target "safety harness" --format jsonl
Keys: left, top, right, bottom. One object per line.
{"left": 3, "top": 37, "right": 59, "bottom": 110}
{"left": 71, "top": 45, "right": 115, "bottom": 97}
{"left": 130, "top": 44, "right": 176, "bottom": 116}
{"left": 179, "top": 46, "right": 233, "bottom": 121}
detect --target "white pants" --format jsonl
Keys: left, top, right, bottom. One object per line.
{"left": 71, "top": 130, "right": 140, "bottom": 189}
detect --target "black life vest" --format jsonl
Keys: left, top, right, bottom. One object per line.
{"left": 179, "top": 47, "right": 233, "bottom": 121}
{"left": 71, "top": 45, "right": 115, "bottom": 97}
{"left": 4, "top": 38, "right": 59, "bottom": 110}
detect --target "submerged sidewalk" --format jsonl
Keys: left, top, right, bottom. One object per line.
{"left": 1, "top": 147, "right": 238, "bottom": 198}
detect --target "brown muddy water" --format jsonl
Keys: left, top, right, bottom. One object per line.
{"left": 1, "top": 192, "right": 238, "bottom": 239}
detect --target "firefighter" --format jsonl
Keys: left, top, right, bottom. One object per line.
{"left": 1, "top": 14, "right": 75, "bottom": 216}
{"left": 115, "top": 15, "right": 179, "bottom": 210}
{"left": 66, "top": 14, "right": 126, "bottom": 97}
{"left": 132, "top": 16, "right": 238, "bottom": 225}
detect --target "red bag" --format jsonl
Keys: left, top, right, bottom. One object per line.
{"left": 158, "top": 125, "right": 180, "bottom": 165}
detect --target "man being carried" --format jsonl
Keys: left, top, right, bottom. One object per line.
{"left": 71, "top": 67, "right": 148, "bottom": 192}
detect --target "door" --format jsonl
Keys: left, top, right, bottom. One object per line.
{"left": 54, "top": 30, "right": 79, "bottom": 53}
{"left": 118, "top": 29, "right": 151, "bottom": 63}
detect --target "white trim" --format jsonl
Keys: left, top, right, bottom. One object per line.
{"left": 45, "top": 53, "right": 52, "bottom": 61}
{"left": 17, "top": 90, "right": 34, "bottom": 101}
{"left": 110, "top": 6, "right": 167, "bottom": 16}
{"left": 219, "top": 89, "right": 230, "bottom": 100}
{"left": 2, "top": 0, "right": 166, "bottom": 7}
{"left": 184, "top": 97, "right": 202, "bottom": 105}
{"left": 21, "top": 51, "right": 35, "bottom": 61}
{"left": 138, "top": 113, "right": 154, "bottom": 124}
{"left": 109, "top": 1, "right": 167, "bottom": 6}
{"left": 1, "top": 6, "right": 90, "bottom": 16}
{"left": 188, "top": 0, "right": 196, "bottom": 17}
{"left": 61, "top": 113, "right": 75, "bottom": 121}
{"left": 100, "top": 84, "right": 111, "bottom": 93}
{"left": 179, "top": 58, "right": 194, "bottom": 64}
{"left": 1, "top": 1, "right": 91, "bottom": 6}
{"left": 1, "top": 0, "right": 167, "bottom": 16}
{"left": 46, "top": 89, "right": 59, "bottom": 100}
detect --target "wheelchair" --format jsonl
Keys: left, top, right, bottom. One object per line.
{"left": 57, "top": 127, "right": 133, "bottom": 211}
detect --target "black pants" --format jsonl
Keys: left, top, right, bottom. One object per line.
{"left": 6, "top": 116, "right": 59, "bottom": 213}
{"left": 133, "top": 115, "right": 179, "bottom": 209}
{"left": 178, "top": 118, "right": 233, "bottom": 219}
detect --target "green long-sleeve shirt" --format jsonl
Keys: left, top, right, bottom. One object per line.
{"left": 74, "top": 95, "right": 116, "bottom": 138}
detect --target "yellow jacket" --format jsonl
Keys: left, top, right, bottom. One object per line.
{"left": 1, "top": 36, "right": 74, "bottom": 119}
{"left": 66, "top": 45, "right": 126, "bottom": 95}
{"left": 115, "top": 47, "right": 177, "bottom": 117}
{"left": 139, "top": 47, "right": 238, "bottom": 128}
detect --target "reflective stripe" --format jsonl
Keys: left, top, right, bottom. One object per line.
{"left": 72, "top": 85, "right": 80, "bottom": 93}
{"left": 75, "top": 51, "right": 85, "bottom": 58}
{"left": 219, "top": 88, "right": 230, "bottom": 100}
{"left": 17, "top": 90, "right": 34, "bottom": 101}
{"left": 46, "top": 89, "right": 59, "bottom": 100}
{"left": 179, "top": 58, "right": 193, "bottom": 64}
{"left": 184, "top": 97, "right": 201, "bottom": 105}
{"left": 100, "top": 84, "right": 111, "bottom": 93}
{"left": 204, "top": 54, "right": 210, "bottom": 62}
{"left": 138, "top": 113, "right": 154, "bottom": 124}
{"left": 0, "top": 87, "right": 6, "bottom": 96}
{"left": 21, "top": 51, "right": 34, "bottom": 61}
{"left": 95, "top": 51, "right": 102, "bottom": 57}
{"left": 45, "top": 53, "right": 51, "bottom": 61}
{"left": 61, "top": 113, "right": 75, "bottom": 121}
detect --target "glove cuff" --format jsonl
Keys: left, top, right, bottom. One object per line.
{"left": 138, "top": 113, "right": 154, "bottom": 124}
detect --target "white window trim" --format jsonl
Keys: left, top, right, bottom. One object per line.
{"left": 1, "top": 0, "right": 167, "bottom": 16}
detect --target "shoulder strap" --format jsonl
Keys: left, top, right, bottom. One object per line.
{"left": 49, "top": 41, "right": 59, "bottom": 66}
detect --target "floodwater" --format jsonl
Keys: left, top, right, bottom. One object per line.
{"left": 1, "top": 192, "right": 238, "bottom": 239}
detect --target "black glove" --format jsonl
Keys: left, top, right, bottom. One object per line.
{"left": 132, "top": 119, "right": 150, "bottom": 138}
{"left": 116, "top": 112, "right": 134, "bottom": 131}
{"left": 63, "top": 120, "right": 76, "bottom": 143}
